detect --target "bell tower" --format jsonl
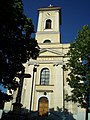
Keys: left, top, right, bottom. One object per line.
{"left": 36, "top": 5, "right": 61, "bottom": 44}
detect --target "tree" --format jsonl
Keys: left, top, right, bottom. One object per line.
{"left": 0, "top": 0, "right": 39, "bottom": 104}
{"left": 64, "top": 25, "right": 90, "bottom": 120}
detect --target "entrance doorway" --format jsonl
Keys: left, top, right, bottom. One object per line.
{"left": 38, "top": 97, "right": 48, "bottom": 116}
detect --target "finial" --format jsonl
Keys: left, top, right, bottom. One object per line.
{"left": 48, "top": 4, "right": 53, "bottom": 7}
{"left": 50, "top": 4, "right": 52, "bottom": 7}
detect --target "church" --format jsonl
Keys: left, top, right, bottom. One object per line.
{"left": 4, "top": 5, "right": 86, "bottom": 120}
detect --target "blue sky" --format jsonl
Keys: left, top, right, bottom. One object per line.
{"left": 22, "top": 0, "right": 90, "bottom": 43}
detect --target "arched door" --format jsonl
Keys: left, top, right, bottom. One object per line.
{"left": 38, "top": 97, "right": 48, "bottom": 116}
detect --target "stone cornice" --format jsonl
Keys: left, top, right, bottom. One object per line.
{"left": 40, "top": 48, "right": 65, "bottom": 56}
{"left": 36, "top": 31, "right": 60, "bottom": 34}
{"left": 38, "top": 6, "right": 61, "bottom": 11}
{"left": 28, "top": 60, "right": 64, "bottom": 66}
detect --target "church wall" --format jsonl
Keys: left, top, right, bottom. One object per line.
{"left": 28, "top": 61, "right": 65, "bottom": 111}
{"left": 36, "top": 32, "right": 60, "bottom": 43}
{"left": 52, "top": 64, "right": 64, "bottom": 110}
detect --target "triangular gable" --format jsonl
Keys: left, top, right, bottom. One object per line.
{"left": 39, "top": 48, "right": 64, "bottom": 56}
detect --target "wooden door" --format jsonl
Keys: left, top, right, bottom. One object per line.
{"left": 38, "top": 97, "right": 48, "bottom": 116}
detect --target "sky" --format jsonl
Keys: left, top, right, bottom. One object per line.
{"left": 23, "top": 0, "right": 90, "bottom": 43}
{"left": 0, "top": 0, "right": 90, "bottom": 94}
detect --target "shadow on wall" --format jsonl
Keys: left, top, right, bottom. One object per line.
{"left": 28, "top": 107, "right": 76, "bottom": 120}
{"left": 1, "top": 107, "right": 76, "bottom": 120}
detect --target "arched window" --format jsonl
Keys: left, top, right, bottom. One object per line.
{"left": 40, "top": 68, "right": 50, "bottom": 85}
{"left": 43, "top": 40, "right": 51, "bottom": 43}
{"left": 45, "top": 19, "right": 52, "bottom": 29}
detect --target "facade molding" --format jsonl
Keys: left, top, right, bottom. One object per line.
{"left": 40, "top": 48, "right": 65, "bottom": 56}
{"left": 36, "top": 31, "right": 60, "bottom": 34}
{"left": 28, "top": 60, "right": 64, "bottom": 66}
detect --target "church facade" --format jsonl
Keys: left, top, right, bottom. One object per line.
{"left": 4, "top": 5, "right": 86, "bottom": 120}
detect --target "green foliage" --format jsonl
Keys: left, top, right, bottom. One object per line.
{"left": 0, "top": 0, "right": 40, "bottom": 102}
{"left": 65, "top": 25, "right": 90, "bottom": 108}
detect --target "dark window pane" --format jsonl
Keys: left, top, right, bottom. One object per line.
{"left": 45, "top": 19, "right": 52, "bottom": 29}
{"left": 43, "top": 40, "right": 51, "bottom": 43}
{"left": 40, "top": 68, "right": 50, "bottom": 85}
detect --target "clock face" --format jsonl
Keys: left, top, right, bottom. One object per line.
{"left": 47, "top": 13, "right": 51, "bottom": 16}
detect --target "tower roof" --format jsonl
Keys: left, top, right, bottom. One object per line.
{"left": 38, "top": 5, "right": 61, "bottom": 11}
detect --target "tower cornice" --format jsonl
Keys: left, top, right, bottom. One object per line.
{"left": 38, "top": 6, "right": 61, "bottom": 11}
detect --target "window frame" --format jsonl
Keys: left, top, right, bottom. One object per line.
{"left": 40, "top": 68, "right": 50, "bottom": 85}
{"left": 45, "top": 19, "right": 52, "bottom": 29}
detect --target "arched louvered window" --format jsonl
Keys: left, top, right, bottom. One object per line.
{"left": 43, "top": 40, "right": 51, "bottom": 43}
{"left": 45, "top": 19, "right": 52, "bottom": 29}
{"left": 40, "top": 68, "right": 50, "bottom": 85}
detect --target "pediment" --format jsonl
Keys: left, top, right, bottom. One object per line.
{"left": 39, "top": 48, "right": 64, "bottom": 56}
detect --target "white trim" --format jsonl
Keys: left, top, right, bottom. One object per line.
{"left": 28, "top": 60, "right": 64, "bottom": 66}
{"left": 40, "top": 48, "right": 65, "bottom": 55}
{"left": 36, "top": 94, "right": 50, "bottom": 111}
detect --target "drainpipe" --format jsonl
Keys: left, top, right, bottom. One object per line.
{"left": 30, "top": 65, "right": 37, "bottom": 112}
